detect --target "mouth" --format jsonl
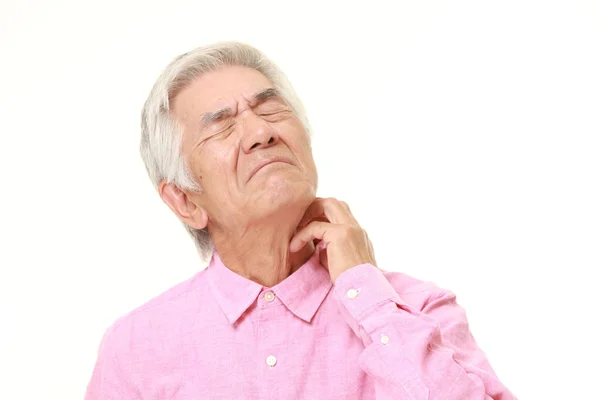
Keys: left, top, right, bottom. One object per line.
{"left": 248, "top": 157, "right": 293, "bottom": 181}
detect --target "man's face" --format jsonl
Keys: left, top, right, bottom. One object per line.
{"left": 172, "top": 65, "right": 318, "bottom": 229}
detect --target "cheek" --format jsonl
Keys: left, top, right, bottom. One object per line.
{"left": 194, "top": 143, "right": 239, "bottom": 184}
{"left": 296, "top": 140, "right": 315, "bottom": 164}
{"left": 289, "top": 140, "right": 315, "bottom": 170}
{"left": 280, "top": 123, "right": 311, "bottom": 154}
{"left": 211, "top": 144, "right": 237, "bottom": 167}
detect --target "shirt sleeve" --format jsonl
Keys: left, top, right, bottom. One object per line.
{"left": 84, "top": 326, "right": 126, "bottom": 400}
{"left": 333, "top": 263, "right": 517, "bottom": 400}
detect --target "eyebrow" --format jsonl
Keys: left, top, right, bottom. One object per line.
{"left": 198, "top": 88, "right": 284, "bottom": 131}
{"left": 199, "top": 108, "right": 234, "bottom": 128}
{"left": 250, "top": 88, "right": 282, "bottom": 106}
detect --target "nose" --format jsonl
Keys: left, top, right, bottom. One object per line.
{"left": 240, "top": 111, "right": 280, "bottom": 153}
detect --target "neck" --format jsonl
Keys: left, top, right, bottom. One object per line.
{"left": 211, "top": 219, "right": 315, "bottom": 287}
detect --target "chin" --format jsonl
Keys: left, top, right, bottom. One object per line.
{"left": 259, "top": 175, "right": 315, "bottom": 212}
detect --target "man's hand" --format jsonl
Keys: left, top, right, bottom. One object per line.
{"left": 290, "top": 197, "right": 376, "bottom": 283}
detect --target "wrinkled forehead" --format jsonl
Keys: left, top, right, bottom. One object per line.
{"left": 173, "top": 65, "right": 275, "bottom": 119}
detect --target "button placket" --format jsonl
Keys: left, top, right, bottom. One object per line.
{"left": 259, "top": 289, "right": 282, "bottom": 371}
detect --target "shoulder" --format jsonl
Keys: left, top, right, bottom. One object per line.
{"left": 103, "top": 267, "right": 210, "bottom": 344}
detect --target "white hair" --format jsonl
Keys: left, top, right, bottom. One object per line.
{"left": 140, "top": 41, "right": 311, "bottom": 261}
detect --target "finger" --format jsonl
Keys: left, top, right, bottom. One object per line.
{"left": 297, "top": 199, "right": 327, "bottom": 228}
{"left": 336, "top": 200, "right": 359, "bottom": 225}
{"left": 319, "top": 247, "right": 329, "bottom": 269}
{"left": 338, "top": 200, "right": 351, "bottom": 213}
{"left": 289, "top": 221, "right": 331, "bottom": 252}
{"left": 299, "top": 198, "right": 356, "bottom": 226}
{"left": 322, "top": 198, "right": 358, "bottom": 225}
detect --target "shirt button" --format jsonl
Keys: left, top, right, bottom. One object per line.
{"left": 381, "top": 335, "right": 390, "bottom": 345}
{"left": 346, "top": 289, "right": 359, "bottom": 299}
{"left": 264, "top": 291, "right": 276, "bottom": 302}
{"left": 266, "top": 355, "right": 277, "bottom": 367}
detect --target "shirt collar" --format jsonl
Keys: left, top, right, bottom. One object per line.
{"left": 207, "top": 248, "right": 332, "bottom": 324}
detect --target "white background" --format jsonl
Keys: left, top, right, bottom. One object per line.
{"left": 1, "top": 0, "right": 598, "bottom": 399}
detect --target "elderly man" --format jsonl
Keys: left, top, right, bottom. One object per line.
{"left": 85, "top": 42, "right": 515, "bottom": 399}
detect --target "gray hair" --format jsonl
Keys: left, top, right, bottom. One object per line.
{"left": 140, "top": 41, "right": 310, "bottom": 261}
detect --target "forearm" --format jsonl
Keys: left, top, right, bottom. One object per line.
{"left": 334, "top": 264, "right": 516, "bottom": 400}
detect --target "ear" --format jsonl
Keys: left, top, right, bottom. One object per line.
{"left": 159, "top": 180, "right": 208, "bottom": 230}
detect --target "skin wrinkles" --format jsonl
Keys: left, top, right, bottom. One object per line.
{"left": 161, "top": 66, "right": 317, "bottom": 287}
{"left": 161, "top": 65, "right": 374, "bottom": 288}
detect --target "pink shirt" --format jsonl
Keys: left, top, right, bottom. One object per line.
{"left": 85, "top": 248, "right": 516, "bottom": 399}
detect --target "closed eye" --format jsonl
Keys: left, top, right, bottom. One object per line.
{"left": 215, "top": 119, "right": 235, "bottom": 130}
{"left": 260, "top": 110, "right": 290, "bottom": 123}
{"left": 259, "top": 110, "right": 284, "bottom": 116}
{"left": 205, "top": 120, "right": 235, "bottom": 140}
{"left": 255, "top": 96, "right": 291, "bottom": 117}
